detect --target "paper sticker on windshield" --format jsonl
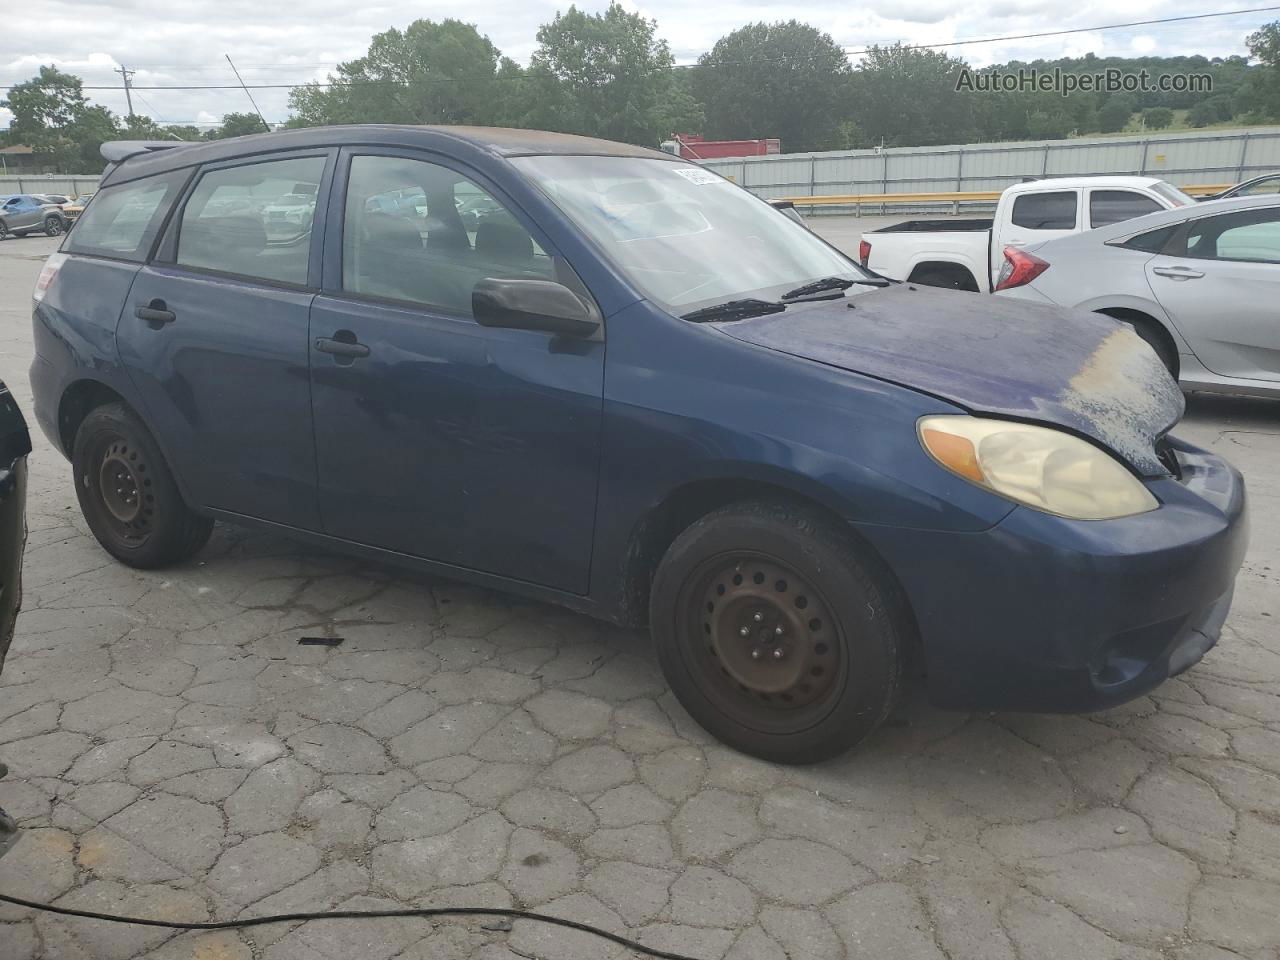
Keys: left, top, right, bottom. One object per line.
{"left": 672, "top": 167, "right": 723, "bottom": 185}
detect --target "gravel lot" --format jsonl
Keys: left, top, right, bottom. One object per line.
{"left": 0, "top": 224, "right": 1278, "bottom": 960}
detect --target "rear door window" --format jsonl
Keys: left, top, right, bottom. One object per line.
{"left": 62, "top": 171, "right": 187, "bottom": 261}
{"left": 1089, "top": 190, "right": 1163, "bottom": 228}
{"left": 176, "top": 155, "right": 325, "bottom": 286}
{"left": 1011, "top": 191, "right": 1078, "bottom": 230}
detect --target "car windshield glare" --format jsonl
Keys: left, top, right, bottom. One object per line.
{"left": 512, "top": 155, "right": 867, "bottom": 313}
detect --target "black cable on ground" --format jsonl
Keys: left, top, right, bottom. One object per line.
{"left": 0, "top": 892, "right": 705, "bottom": 960}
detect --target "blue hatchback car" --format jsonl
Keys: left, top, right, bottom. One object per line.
{"left": 30, "top": 127, "right": 1247, "bottom": 762}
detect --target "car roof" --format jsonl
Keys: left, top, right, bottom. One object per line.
{"left": 101, "top": 125, "right": 678, "bottom": 186}
{"left": 1004, "top": 176, "right": 1173, "bottom": 194}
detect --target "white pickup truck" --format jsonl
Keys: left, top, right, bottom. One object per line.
{"left": 858, "top": 176, "right": 1195, "bottom": 292}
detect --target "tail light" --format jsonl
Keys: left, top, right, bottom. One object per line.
{"left": 993, "top": 246, "right": 1049, "bottom": 291}
{"left": 858, "top": 239, "right": 871, "bottom": 268}
{"left": 33, "top": 252, "right": 68, "bottom": 304}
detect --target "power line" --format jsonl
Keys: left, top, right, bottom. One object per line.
{"left": 838, "top": 5, "right": 1280, "bottom": 55}
{"left": 2, "top": 5, "right": 1277, "bottom": 92}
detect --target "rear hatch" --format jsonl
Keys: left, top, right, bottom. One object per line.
{"left": 713, "top": 284, "right": 1183, "bottom": 477}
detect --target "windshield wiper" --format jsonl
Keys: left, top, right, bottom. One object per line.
{"left": 781, "top": 276, "right": 890, "bottom": 300}
{"left": 681, "top": 298, "right": 787, "bottom": 323}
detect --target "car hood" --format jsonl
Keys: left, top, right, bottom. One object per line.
{"left": 712, "top": 284, "right": 1183, "bottom": 476}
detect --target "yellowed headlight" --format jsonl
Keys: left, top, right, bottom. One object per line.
{"left": 918, "top": 416, "right": 1158, "bottom": 520}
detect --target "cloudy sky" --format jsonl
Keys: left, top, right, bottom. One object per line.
{"left": 1, "top": 0, "right": 1273, "bottom": 130}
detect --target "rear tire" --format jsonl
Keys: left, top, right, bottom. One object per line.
{"left": 1130, "top": 320, "right": 1179, "bottom": 378}
{"left": 650, "top": 499, "right": 908, "bottom": 764}
{"left": 909, "top": 266, "right": 979, "bottom": 292}
{"left": 43, "top": 216, "right": 64, "bottom": 238}
{"left": 72, "top": 403, "right": 213, "bottom": 568}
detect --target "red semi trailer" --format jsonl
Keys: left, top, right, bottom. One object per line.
{"left": 660, "top": 135, "right": 780, "bottom": 160}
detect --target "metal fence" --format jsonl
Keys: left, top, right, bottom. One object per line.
{"left": 700, "top": 127, "right": 1280, "bottom": 213}
{"left": 0, "top": 175, "right": 100, "bottom": 197}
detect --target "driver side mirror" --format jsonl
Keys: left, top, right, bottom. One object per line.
{"left": 473, "top": 278, "right": 600, "bottom": 338}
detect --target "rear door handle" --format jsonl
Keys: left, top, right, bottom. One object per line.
{"left": 135, "top": 300, "right": 176, "bottom": 327}
{"left": 1152, "top": 266, "right": 1204, "bottom": 280}
{"left": 315, "top": 335, "right": 370, "bottom": 360}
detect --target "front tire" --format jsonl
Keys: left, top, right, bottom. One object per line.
{"left": 72, "top": 403, "right": 213, "bottom": 568}
{"left": 650, "top": 500, "right": 908, "bottom": 764}
{"left": 0, "top": 221, "right": 8, "bottom": 241}
{"left": 43, "top": 216, "right": 65, "bottom": 238}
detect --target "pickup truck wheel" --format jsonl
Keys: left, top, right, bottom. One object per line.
{"left": 43, "top": 216, "right": 64, "bottom": 238}
{"left": 72, "top": 403, "right": 213, "bottom": 568}
{"left": 650, "top": 500, "right": 906, "bottom": 764}
{"left": 909, "top": 266, "right": 978, "bottom": 291}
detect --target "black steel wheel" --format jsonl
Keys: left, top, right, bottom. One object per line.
{"left": 651, "top": 499, "right": 908, "bottom": 764}
{"left": 688, "top": 554, "right": 843, "bottom": 731}
{"left": 43, "top": 216, "right": 64, "bottom": 238}
{"left": 73, "top": 403, "right": 212, "bottom": 568}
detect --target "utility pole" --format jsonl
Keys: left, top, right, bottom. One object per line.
{"left": 114, "top": 65, "right": 136, "bottom": 121}
{"left": 225, "top": 55, "right": 271, "bottom": 133}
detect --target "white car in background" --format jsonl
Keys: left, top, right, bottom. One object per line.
{"left": 994, "top": 194, "right": 1280, "bottom": 398}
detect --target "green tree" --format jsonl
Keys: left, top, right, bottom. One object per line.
{"left": 526, "top": 3, "right": 699, "bottom": 145}
{"left": 1187, "top": 100, "right": 1217, "bottom": 127}
{"left": 0, "top": 65, "right": 119, "bottom": 171}
{"left": 1026, "top": 108, "right": 1073, "bottom": 139}
{"left": 1247, "top": 22, "right": 1280, "bottom": 119}
{"left": 851, "top": 44, "right": 976, "bottom": 147}
{"left": 693, "top": 22, "right": 851, "bottom": 152}
{"left": 288, "top": 19, "right": 512, "bottom": 128}
{"left": 1142, "top": 106, "right": 1174, "bottom": 129}
{"left": 119, "top": 115, "right": 167, "bottom": 139}
{"left": 204, "top": 112, "right": 270, "bottom": 139}
{"left": 162, "top": 124, "right": 206, "bottom": 141}
{"left": 1097, "top": 95, "right": 1135, "bottom": 133}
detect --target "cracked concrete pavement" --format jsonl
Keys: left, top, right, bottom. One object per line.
{"left": 0, "top": 226, "right": 1278, "bottom": 959}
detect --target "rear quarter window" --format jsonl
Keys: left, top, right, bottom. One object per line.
{"left": 1011, "top": 191, "right": 1078, "bottom": 230}
{"left": 62, "top": 171, "right": 188, "bottom": 262}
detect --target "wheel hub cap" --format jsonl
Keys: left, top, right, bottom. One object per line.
{"left": 98, "top": 449, "right": 143, "bottom": 524}
{"left": 701, "top": 558, "right": 837, "bottom": 709}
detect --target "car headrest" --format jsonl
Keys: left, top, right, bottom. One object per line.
{"left": 363, "top": 212, "right": 423, "bottom": 252}
{"left": 183, "top": 216, "right": 268, "bottom": 257}
{"left": 475, "top": 219, "right": 534, "bottom": 263}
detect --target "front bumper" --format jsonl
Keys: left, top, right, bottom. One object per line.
{"left": 857, "top": 435, "right": 1248, "bottom": 713}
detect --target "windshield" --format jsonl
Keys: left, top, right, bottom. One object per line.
{"left": 512, "top": 155, "right": 869, "bottom": 314}
{"left": 1153, "top": 181, "right": 1194, "bottom": 207}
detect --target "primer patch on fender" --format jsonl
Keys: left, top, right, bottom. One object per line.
{"left": 1060, "top": 326, "right": 1184, "bottom": 471}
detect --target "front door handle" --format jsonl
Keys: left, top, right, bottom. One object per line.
{"left": 1152, "top": 266, "right": 1205, "bottom": 280}
{"left": 135, "top": 299, "right": 175, "bottom": 327}
{"left": 315, "top": 332, "right": 370, "bottom": 361}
